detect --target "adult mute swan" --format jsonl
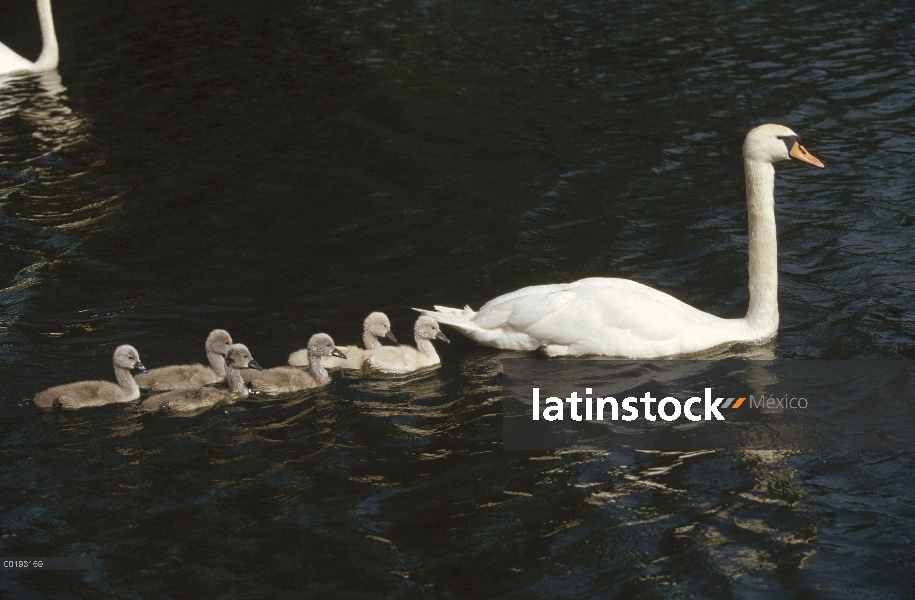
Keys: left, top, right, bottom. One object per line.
{"left": 417, "top": 124, "right": 824, "bottom": 358}
{"left": 0, "top": 0, "right": 59, "bottom": 75}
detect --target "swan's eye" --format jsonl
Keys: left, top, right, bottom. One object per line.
{"left": 778, "top": 135, "right": 800, "bottom": 151}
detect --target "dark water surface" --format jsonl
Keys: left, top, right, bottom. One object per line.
{"left": 1, "top": 0, "right": 915, "bottom": 597}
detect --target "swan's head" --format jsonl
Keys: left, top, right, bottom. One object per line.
{"left": 743, "top": 124, "right": 824, "bottom": 168}
{"left": 205, "top": 329, "right": 233, "bottom": 356}
{"left": 365, "top": 312, "right": 397, "bottom": 343}
{"left": 308, "top": 333, "right": 347, "bottom": 359}
{"left": 415, "top": 316, "right": 450, "bottom": 343}
{"left": 114, "top": 345, "right": 147, "bottom": 373}
{"left": 224, "top": 343, "right": 262, "bottom": 371}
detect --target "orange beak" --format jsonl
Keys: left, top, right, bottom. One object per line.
{"left": 789, "top": 141, "right": 824, "bottom": 168}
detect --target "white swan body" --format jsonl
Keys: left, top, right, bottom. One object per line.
{"left": 0, "top": 0, "right": 59, "bottom": 75}
{"left": 289, "top": 312, "right": 397, "bottom": 370}
{"left": 418, "top": 124, "right": 824, "bottom": 358}
{"left": 424, "top": 279, "right": 756, "bottom": 358}
{"left": 361, "top": 316, "right": 450, "bottom": 374}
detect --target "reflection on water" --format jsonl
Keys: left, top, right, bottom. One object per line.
{"left": 0, "top": 70, "right": 126, "bottom": 380}
{"left": 0, "top": 70, "right": 120, "bottom": 231}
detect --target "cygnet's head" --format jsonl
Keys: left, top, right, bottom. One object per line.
{"left": 415, "top": 316, "right": 450, "bottom": 343}
{"left": 114, "top": 345, "right": 147, "bottom": 373}
{"left": 224, "top": 344, "right": 262, "bottom": 371}
{"left": 743, "top": 124, "right": 824, "bottom": 168}
{"left": 308, "top": 333, "right": 347, "bottom": 359}
{"left": 365, "top": 312, "right": 397, "bottom": 343}
{"left": 205, "top": 329, "right": 233, "bottom": 355}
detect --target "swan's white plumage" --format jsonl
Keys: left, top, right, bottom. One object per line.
{"left": 0, "top": 0, "right": 59, "bottom": 76}
{"left": 419, "top": 124, "right": 824, "bottom": 358}
{"left": 0, "top": 45, "right": 35, "bottom": 74}
{"left": 431, "top": 278, "right": 754, "bottom": 358}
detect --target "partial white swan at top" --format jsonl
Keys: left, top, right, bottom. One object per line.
{"left": 0, "top": 0, "right": 59, "bottom": 75}
{"left": 417, "top": 124, "right": 825, "bottom": 358}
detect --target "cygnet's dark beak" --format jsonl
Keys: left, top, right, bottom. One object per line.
{"left": 435, "top": 331, "right": 450, "bottom": 343}
{"left": 133, "top": 361, "right": 148, "bottom": 374}
{"left": 332, "top": 348, "right": 347, "bottom": 359}
{"left": 247, "top": 360, "right": 263, "bottom": 371}
{"left": 385, "top": 331, "right": 398, "bottom": 344}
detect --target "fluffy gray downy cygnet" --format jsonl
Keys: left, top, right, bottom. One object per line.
{"left": 360, "top": 316, "right": 449, "bottom": 375}
{"left": 139, "top": 344, "right": 261, "bottom": 414}
{"left": 31, "top": 345, "right": 147, "bottom": 409}
{"left": 289, "top": 312, "right": 395, "bottom": 370}
{"left": 246, "top": 333, "right": 345, "bottom": 395}
{"left": 134, "top": 329, "right": 233, "bottom": 392}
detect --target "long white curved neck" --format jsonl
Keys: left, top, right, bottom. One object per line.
{"left": 114, "top": 365, "right": 140, "bottom": 396}
{"left": 207, "top": 350, "right": 227, "bottom": 377}
{"left": 224, "top": 365, "right": 247, "bottom": 395}
{"left": 744, "top": 157, "right": 779, "bottom": 335}
{"left": 34, "top": 0, "right": 59, "bottom": 71}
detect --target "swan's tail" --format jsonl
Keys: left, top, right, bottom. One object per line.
{"left": 413, "top": 304, "right": 487, "bottom": 340}
{"left": 417, "top": 305, "right": 476, "bottom": 317}
{"left": 413, "top": 306, "right": 536, "bottom": 350}
{"left": 413, "top": 305, "right": 477, "bottom": 326}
